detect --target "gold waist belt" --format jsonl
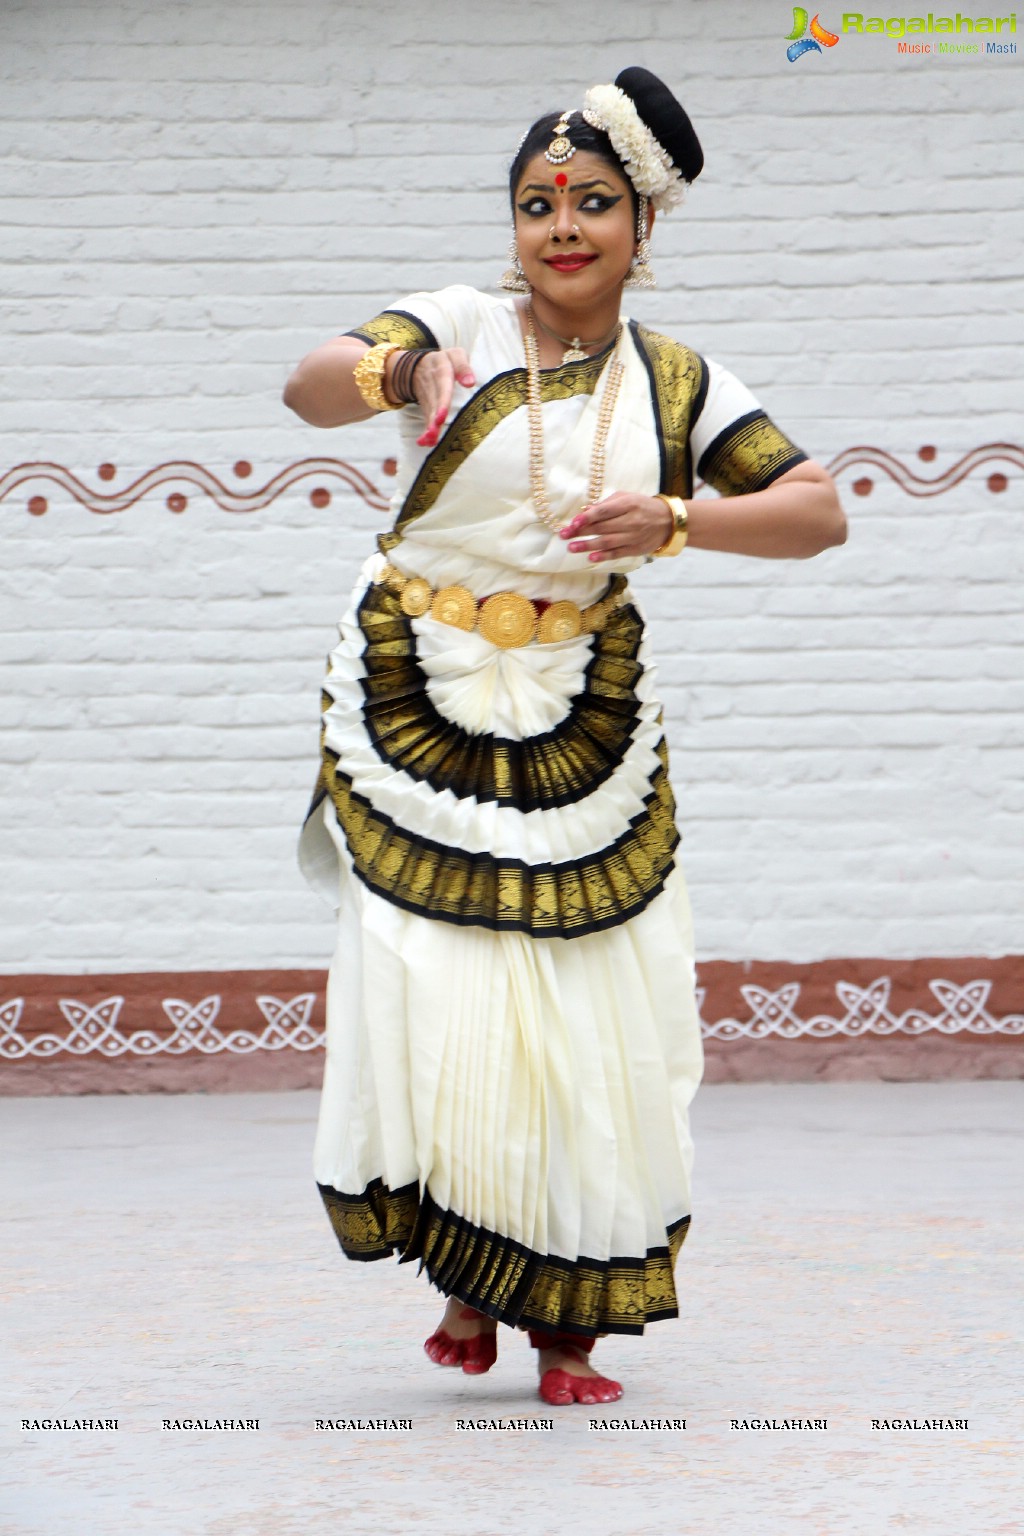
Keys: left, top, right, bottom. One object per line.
{"left": 375, "top": 562, "right": 627, "bottom": 649}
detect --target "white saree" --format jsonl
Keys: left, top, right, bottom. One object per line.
{"left": 300, "top": 285, "right": 806, "bottom": 1335}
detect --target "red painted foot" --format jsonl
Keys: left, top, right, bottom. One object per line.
{"left": 538, "top": 1362, "right": 623, "bottom": 1406}
{"left": 529, "top": 1333, "right": 622, "bottom": 1406}
{"left": 424, "top": 1307, "right": 498, "bottom": 1375}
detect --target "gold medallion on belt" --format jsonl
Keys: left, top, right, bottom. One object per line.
{"left": 538, "top": 600, "right": 586, "bottom": 643}
{"left": 430, "top": 585, "right": 477, "bottom": 631}
{"left": 478, "top": 591, "right": 537, "bottom": 648}
{"left": 397, "top": 576, "right": 433, "bottom": 617}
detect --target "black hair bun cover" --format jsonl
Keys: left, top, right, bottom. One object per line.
{"left": 614, "top": 66, "right": 704, "bottom": 183}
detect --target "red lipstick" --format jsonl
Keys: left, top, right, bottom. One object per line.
{"left": 543, "top": 255, "right": 597, "bottom": 273}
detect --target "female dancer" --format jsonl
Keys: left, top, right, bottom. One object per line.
{"left": 283, "top": 67, "right": 846, "bottom": 1408}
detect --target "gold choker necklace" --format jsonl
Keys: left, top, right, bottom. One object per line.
{"left": 529, "top": 305, "right": 622, "bottom": 365}
{"left": 523, "top": 308, "right": 624, "bottom": 534}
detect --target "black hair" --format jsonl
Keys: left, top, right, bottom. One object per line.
{"left": 508, "top": 111, "right": 640, "bottom": 219}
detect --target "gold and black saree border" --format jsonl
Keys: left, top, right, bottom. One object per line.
{"left": 319, "top": 1176, "right": 421, "bottom": 1259}
{"left": 311, "top": 732, "right": 680, "bottom": 937}
{"left": 697, "top": 407, "right": 808, "bottom": 497}
{"left": 348, "top": 580, "right": 646, "bottom": 811}
{"left": 318, "top": 1178, "right": 691, "bottom": 1337}
{"left": 629, "top": 321, "right": 708, "bottom": 500}
{"left": 378, "top": 346, "right": 615, "bottom": 554}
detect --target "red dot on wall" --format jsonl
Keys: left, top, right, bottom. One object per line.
{"left": 28, "top": 496, "right": 48, "bottom": 516}
{"left": 918, "top": 445, "right": 936, "bottom": 462}
{"left": 97, "top": 462, "right": 116, "bottom": 481}
{"left": 233, "top": 460, "right": 252, "bottom": 478}
{"left": 310, "top": 488, "right": 331, "bottom": 509}
{"left": 382, "top": 458, "right": 398, "bottom": 477}
{"left": 852, "top": 477, "right": 873, "bottom": 497}
{"left": 987, "top": 472, "right": 1007, "bottom": 493}
{"left": 167, "top": 493, "right": 187, "bottom": 513}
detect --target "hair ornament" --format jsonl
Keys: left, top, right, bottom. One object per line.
{"left": 581, "top": 84, "right": 685, "bottom": 212}
{"left": 544, "top": 111, "right": 578, "bottom": 164}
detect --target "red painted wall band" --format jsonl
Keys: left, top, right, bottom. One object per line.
{"left": 2, "top": 957, "right": 1021, "bottom": 1093}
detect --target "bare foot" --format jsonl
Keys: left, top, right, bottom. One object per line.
{"left": 536, "top": 1344, "right": 623, "bottom": 1405}
{"left": 424, "top": 1298, "right": 498, "bottom": 1373}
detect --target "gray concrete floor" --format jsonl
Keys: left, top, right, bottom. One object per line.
{"left": 1, "top": 1081, "right": 1021, "bottom": 1536}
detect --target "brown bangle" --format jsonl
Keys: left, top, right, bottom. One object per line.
{"left": 388, "top": 347, "right": 434, "bottom": 405}
{"left": 651, "top": 493, "right": 689, "bottom": 557}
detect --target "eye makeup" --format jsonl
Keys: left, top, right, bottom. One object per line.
{"left": 517, "top": 191, "right": 624, "bottom": 217}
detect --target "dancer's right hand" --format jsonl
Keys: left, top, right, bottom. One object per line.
{"left": 396, "top": 348, "right": 476, "bottom": 448}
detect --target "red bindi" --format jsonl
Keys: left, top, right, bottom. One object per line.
{"left": 554, "top": 172, "right": 568, "bottom": 187}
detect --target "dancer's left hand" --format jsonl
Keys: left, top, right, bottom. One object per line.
{"left": 559, "top": 492, "right": 676, "bottom": 562}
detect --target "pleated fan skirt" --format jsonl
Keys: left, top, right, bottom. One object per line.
{"left": 302, "top": 550, "right": 705, "bottom": 1336}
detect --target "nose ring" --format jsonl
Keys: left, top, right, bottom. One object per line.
{"left": 548, "top": 224, "right": 582, "bottom": 242}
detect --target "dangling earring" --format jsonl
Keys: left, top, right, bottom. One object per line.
{"left": 499, "top": 237, "right": 531, "bottom": 293}
{"left": 624, "top": 195, "right": 656, "bottom": 289}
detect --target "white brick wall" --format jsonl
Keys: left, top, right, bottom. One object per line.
{"left": 1, "top": 0, "right": 1021, "bottom": 971}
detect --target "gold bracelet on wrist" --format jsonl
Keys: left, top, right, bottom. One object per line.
{"left": 353, "top": 343, "right": 404, "bottom": 412}
{"left": 651, "top": 493, "right": 689, "bottom": 557}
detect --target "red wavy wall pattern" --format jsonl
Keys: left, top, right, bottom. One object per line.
{"left": 0, "top": 445, "right": 1018, "bottom": 517}
{"left": 0, "top": 457, "right": 390, "bottom": 517}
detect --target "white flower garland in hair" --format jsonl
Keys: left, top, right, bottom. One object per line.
{"left": 581, "top": 83, "right": 686, "bottom": 212}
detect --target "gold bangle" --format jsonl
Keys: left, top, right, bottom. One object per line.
{"left": 353, "top": 343, "right": 404, "bottom": 412}
{"left": 651, "top": 493, "right": 689, "bottom": 557}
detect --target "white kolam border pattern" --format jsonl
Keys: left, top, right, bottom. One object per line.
{"left": 698, "top": 977, "right": 1023, "bottom": 1040}
{"left": 0, "top": 994, "right": 321, "bottom": 1060}
{"left": 1, "top": 976, "right": 1021, "bottom": 1062}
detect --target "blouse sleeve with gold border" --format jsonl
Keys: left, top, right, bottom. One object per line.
{"left": 344, "top": 283, "right": 485, "bottom": 356}
{"left": 689, "top": 355, "right": 809, "bottom": 497}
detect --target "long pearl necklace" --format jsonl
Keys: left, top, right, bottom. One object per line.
{"left": 523, "top": 307, "right": 624, "bottom": 534}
